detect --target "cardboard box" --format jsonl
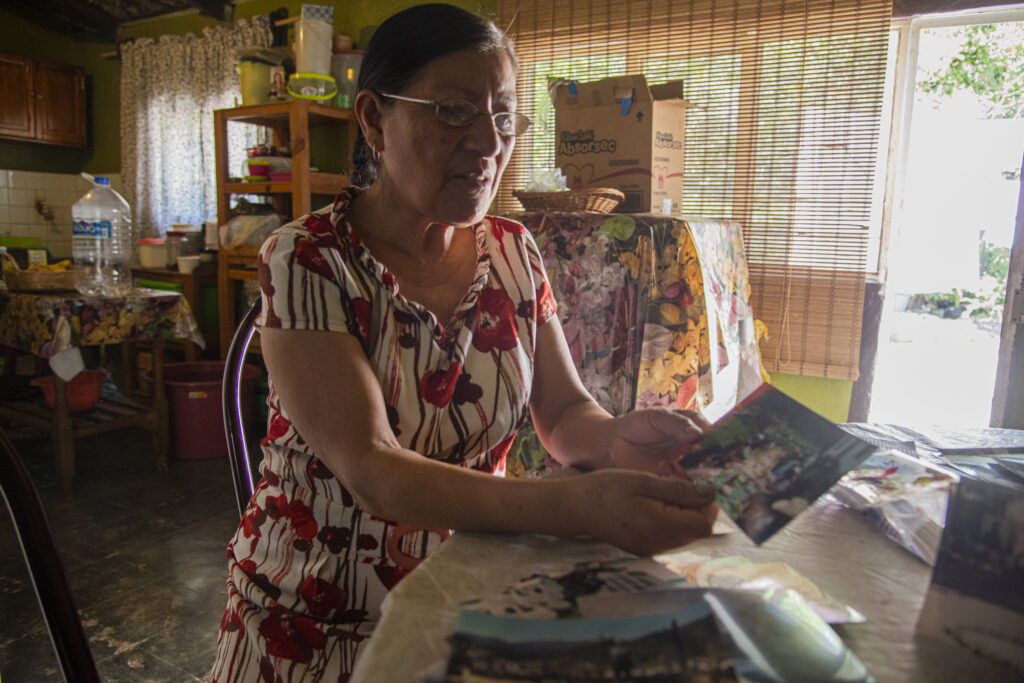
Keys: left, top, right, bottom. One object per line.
{"left": 553, "top": 75, "right": 689, "bottom": 214}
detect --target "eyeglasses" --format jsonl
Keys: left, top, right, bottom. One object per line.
{"left": 380, "top": 93, "right": 532, "bottom": 137}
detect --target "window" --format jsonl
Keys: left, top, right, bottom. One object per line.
{"left": 499, "top": 0, "right": 894, "bottom": 379}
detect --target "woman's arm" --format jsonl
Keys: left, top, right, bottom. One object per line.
{"left": 529, "top": 316, "right": 710, "bottom": 473}
{"left": 260, "top": 326, "right": 716, "bottom": 556}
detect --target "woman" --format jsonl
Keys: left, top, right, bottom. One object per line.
{"left": 211, "top": 4, "right": 717, "bottom": 680}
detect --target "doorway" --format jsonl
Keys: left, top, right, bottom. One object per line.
{"left": 868, "top": 6, "right": 1024, "bottom": 429}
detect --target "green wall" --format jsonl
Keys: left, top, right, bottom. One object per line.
{"left": 0, "top": 1, "right": 496, "bottom": 175}
{"left": 0, "top": 7, "right": 119, "bottom": 173}
{"left": 120, "top": 0, "right": 497, "bottom": 47}
{"left": 769, "top": 373, "right": 853, "bottom": 423}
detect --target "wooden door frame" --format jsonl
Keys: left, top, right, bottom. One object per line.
{"left": 991, "top": 154, "right": 1024, "bottom": 428}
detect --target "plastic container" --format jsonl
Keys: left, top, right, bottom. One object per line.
{"left": 287, "top": 73, "right": 336, "bottom": 101}
{"left": 31, "top": 370, "right": 107, "bottom": 413}
{"left": 156, "top": 361, "right": 260, "bottom": 460}
{"left": 167, "top": 225, "right": 203, "bottom": 263}
{"left": 72, "top": 176, "right": 132, "bottom": 295}
{"left": 137, "top": 238, "right": 167, "bottom": 268}
{"left": 238, "top": 60, "right": 271, "bottom": 105}
{"left": 330, "top": 51, "right": 363, "bottom": 108}
{"left": 296, "top": 18, "right": 333, "bottom": 76}
{"left": 177, "top": 255, "right": 200, "bottom": 274}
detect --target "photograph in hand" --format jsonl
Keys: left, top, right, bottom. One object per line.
{"left": 675, "top": 383, "right": 875, "bottom": 544}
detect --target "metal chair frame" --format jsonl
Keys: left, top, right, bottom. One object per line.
{"left": 220, "top": 299, "right": 450, "bottom": 570}
{"left": 0, "top": 427, "right": 101, "bottom": 683}
{"left": 222, "top": 300, "right": 263, "bottom": 519}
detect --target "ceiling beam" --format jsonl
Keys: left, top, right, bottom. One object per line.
{"left": 189, "top": 0, "right": 231, "bottom": 22}
{"left": 7, "top": 0, "right": 118, "bottom": 42}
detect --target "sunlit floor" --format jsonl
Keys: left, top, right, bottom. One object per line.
{"left": 868, "top": 309, "right": 1002, "bottom": 429}
{"left": 0, "top": 427, "right": 238, "bottom": 682}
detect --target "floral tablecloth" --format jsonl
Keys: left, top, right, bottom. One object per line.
{"left": 507, "top": 212, "right": 763, "bottom": 477}
{"left": 0, "top": 289, "right": 204, "bottom": 377}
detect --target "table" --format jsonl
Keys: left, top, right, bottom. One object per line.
{"left": 133, "top": 261, "right": 218, "bottom": 357}
{"left": 350, "top": 495, "right": 1017, "bottom": 683}
{"left": 0, "top": 289, "right": 204, "bottom": 490}
{"left": 507, "top": 212, "right": 763, "bottom": 476}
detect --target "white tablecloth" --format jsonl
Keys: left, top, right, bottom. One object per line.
{"left": 351, "top": 497, "right": 1018, "bottom": 682}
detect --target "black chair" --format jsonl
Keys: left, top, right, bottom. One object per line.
{"left": 0, "top": 428, "right": 101, "bottom": 683}
{"left": 220, "top": 301, "right": 450, "bottom": 570}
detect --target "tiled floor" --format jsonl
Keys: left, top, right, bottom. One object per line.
{"left": 0, "top": 426, "right": 240, "bottom": 681}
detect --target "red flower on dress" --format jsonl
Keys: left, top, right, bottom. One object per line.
{"left": 350, "top": 297, "right": 372, "bottom": 341}
{"left": 316, "top": 525, "right": 352, "bottom": 553}
{"left": 452, "top": 372, "right": 483, "bottom": 405}
{"left": 490, "top": 217, "right": 524, "bottom": 240}
{"left": 257, "top": 606, "right": 327, "bottom": 663}
{"left": 241, "top": 512, "right": 261, "bottom": 539}
{"left": 306, "top": 457, "right": 334, "bottom": 481}
{"left": 220, "top": 604, "right": 243, "bottom": 633}
{"left": 298, "top": 575, "right": 347, "bottom": 618}
{"left": 284, "top": 498, "right": 319, "bottom": 542}
{"left": 238, "top": 558, "right": 281, "bottom": 601}
{"left": 264, "top": 494, "right": 319, "bottom": 542}
{"left": 536, "top": 282, "right": 557, "bottom": 322}
{"left": 419, "top": 362, "right": 462, "bottom": 407}
{"left": 373, "top": 564, "right": 409, "bottom": 590}
{"left": 356, "top": 533, "right": 379, "bottom": 551}
{"left": 263, "top": 414, "right": 291, "bottom": 445}
{"left": 473, "top": 288, "right": 518, "bottom": 352}
{"left": 293, "top": 237, "right": 337, "bottom": 282}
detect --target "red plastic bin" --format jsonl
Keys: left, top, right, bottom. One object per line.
{"left": 157, "top": 361, "right": 260, "bottom": 460}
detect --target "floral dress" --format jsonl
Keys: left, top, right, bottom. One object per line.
{"left": 211, "top": 188, "right": 557, "bottom": 682}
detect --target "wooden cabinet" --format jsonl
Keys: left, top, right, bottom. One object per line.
{"left": 0, "top": 53, "right": 86, "bottom": 147}
{"left": 213, "top": 100, "right": 357, "bottom": 354}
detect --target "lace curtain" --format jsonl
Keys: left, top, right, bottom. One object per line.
{"left": 120, "top": 16, "right": 272, "bottom": 237}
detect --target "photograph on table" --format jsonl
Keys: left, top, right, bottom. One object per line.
{"left": 675, "top": 383, "right": 875, "bottom": 544}
{"left": 577, "top": 588, "right": 871, "bottom": 682}
{"left": 917, "top": 477, "right": 1024, "bottom": 675}
{"left": 444, "top": 598, "right": 738, "bottom": 682}
{"left": 942, "top": 454, "right": 1024, "bottom": 490}
{"left": 459, "top": 556, "right": 684, "bottom": 620}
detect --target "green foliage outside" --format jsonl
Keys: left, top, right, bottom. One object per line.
{"left": 919, "top": 23, "right": 1024, "bottom": 120}
{"left": 918, "top": 232, "right": 1009, "bottom": 320}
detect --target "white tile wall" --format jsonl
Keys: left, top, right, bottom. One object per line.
{"left": 0, "top": 170, "right": 123, "bottom": 260}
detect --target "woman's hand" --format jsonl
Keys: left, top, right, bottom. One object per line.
{"left": 607, "top": 406, "right": 712, "bottom": 474}
{"left": 567, "top": 469, "right": 718, "bottom": 556}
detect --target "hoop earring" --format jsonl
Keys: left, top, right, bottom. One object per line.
{"left": 371, "top": 147, "right": 382, "bottom": 162}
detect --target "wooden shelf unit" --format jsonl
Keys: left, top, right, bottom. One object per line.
{"left": 213, "top": 100, "right": 357, "bottom": 354}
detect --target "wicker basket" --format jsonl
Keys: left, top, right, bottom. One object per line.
{"left": 513, "top": 188, "right": 625, "bottom": 214}
{"left": 6, "top": 268, "right": 77, "bottom": 292}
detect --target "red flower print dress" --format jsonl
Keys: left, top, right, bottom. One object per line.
{"left": 211, "top": 188, "right": 557, "bottom": 682}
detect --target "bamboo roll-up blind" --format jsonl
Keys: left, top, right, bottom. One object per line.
{"left": 498, "top": 0, "right": 893, "bottom": 380}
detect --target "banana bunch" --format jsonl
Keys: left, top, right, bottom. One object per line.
{"left": 26, "top": 260, "right": 72, "bottom": 272}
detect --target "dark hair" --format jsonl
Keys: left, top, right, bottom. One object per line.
{"left": 351, "top": 3, "right": 518, "bottom": 187}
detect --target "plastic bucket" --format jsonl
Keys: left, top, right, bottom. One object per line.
{"left": 157, "top": 361, "right": 260, "bottom": 460}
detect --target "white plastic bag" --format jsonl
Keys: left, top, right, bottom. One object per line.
{"left": 219, "top": 214, "right": 286, "bottom": 250}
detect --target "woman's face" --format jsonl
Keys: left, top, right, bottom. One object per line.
{"left": 377, "top": 48, "right": 518, "bottom": 227}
